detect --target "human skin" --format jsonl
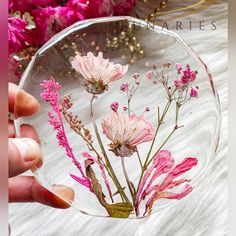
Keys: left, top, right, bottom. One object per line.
{"left": 8, "top": 82, "right": 75, "bottom": 220}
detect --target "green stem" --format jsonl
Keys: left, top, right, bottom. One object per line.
{"left": 121, "top": 157, "right": 134, "bottom": 202}
{"left": 135, "top": 99, "right": 172, "bottom": 195}
{"left": 136, "top": 148, "right": 143, "bottom": 170}
{"left": 146, "top": 127, "right": 177, "bottom": 166}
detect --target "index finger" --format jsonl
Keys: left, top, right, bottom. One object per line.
{"left": 9, "top": 83, "right": 40, "bottom": 117}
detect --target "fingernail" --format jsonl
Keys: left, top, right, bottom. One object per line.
{"left": 11, "top": 138, "right": 42, "bottom": 165}
{"left": 15, "top": 90, "right": 40, "bottom": 118}
{"left": 52, "top": 185, "right": 75, "bottom": 203}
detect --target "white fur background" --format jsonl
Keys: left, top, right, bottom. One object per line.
{"left": 9, "top": 1, "right": 227, "bottom": 235}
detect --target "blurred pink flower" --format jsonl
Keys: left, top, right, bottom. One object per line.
{"left": 87, "top": 0, "right": 135, "bottom": 18}
{"left": 146, "top": 70, "right": 154, "bottom": 80}
{"left": 66, "top": 0, "right": 88, "bottom": 19}
{"left": 101, "top": 112, "right": 155, "bottom": 157}
{"left": 9, "top": 0, "right": 57, "bottom": 13}
{"left": 120, "top": 83, "right": 129, "bottom": 92}
{"left": 71, "top": 52, "right": 128, "bottom": 94}
{"left": 190, "top": 88, "right": 198, "bottom": 97}
{"left": 8, "top": 17, "right": 29, "bottom": 55}
{"left": 110, "top": 102, "right": 119, "bottom": 112}
{"left": 174, "top": 80, "right": 183, "bottom": 89}
{"left": 31, "top": 6, "right": 79, "bottom": 44}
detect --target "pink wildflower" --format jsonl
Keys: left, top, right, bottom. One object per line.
{"left": 190, "top": 88, "right": 198, "bottom": 97}
{"left": 120, "top": 83, "right": 129, "bottom": 92}
{"left": 110, "top": 102, "right": 119, "bottom": 112}
{"left": 174, "top": 80, "right": 183, "bottom": 89}
{"left": 8, "top": 17, "right": 29, "bottom": 55}
{"left": 123, "top": 106, "right": 128, "bottom": 111}
{"left": 71, "top": 52, "right": 128, "bottom": 94}
{"left": 135, "top": 150, "right": 174, "bottom": 213}
{"left": 190, "top": 71, "right": 198, "bottom": 82}
{"left": 134, "top": 150, "right": 198, "bottom": 216}
{"left": 31, "top": 6, "right": 79, "bottom": 44}
{"left": 146, "top": 70, "right": 154, "bottom": 80}
{"left": 175, "top": 63, "right": 184, "bottom": 70}
{"left": 40, "top": 77, "right": 92, "bottom": 192}
{"left": 101, "top": 112, "right": 155, "bottom": 157}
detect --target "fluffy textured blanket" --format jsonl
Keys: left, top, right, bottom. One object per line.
{"left": 9, "top": 1, "right": 227, "bottom": 235}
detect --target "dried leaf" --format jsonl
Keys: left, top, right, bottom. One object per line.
{"left": 85, "top": 159, "right": 133, "bottom": 218}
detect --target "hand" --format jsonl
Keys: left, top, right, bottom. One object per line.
{"left": 8, "top": 82, "right": 75, "bottom": 209}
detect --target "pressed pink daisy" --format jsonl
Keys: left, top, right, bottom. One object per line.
{"left": 71, "top": 52, "right": 128, "bottom": 94}
{"left": 101, "top": 112, "right": 155, "bottom": 157}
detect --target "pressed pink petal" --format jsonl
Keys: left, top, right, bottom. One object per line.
{"left": 144, "top": 184, "right": 193, "bottom": 215}
{"left": 159, "top": 157, "right": 198, "bottom": 191}
{"left": 135, "top": 150, "right": 174, "bottom": 207}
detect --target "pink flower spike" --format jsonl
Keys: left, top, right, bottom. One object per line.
{"left": 120, "top": 83, "right": 129, "bottom": 92}
{"left": 40, "top": 77, "right": 92, "bottom": 192}
{"left": 146, "top": 70, "right": 154, "bottom": 80}
{"left": 190, "top": 88, "right": 198, "bottom": 97}
{"left": 110, "top": 102, "right": 119, "bottom": 112}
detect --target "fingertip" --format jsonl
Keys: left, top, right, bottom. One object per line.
{"left": 51, "top": 185, "right": 75, "bottom": 208}
{"left": 15, "top": 89, "right": 40, "bottom": 118}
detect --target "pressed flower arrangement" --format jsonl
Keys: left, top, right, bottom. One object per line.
{"left": 15, "top": 17, "right": 221, "bottom": 219}
{"left": 38, "top": 51, "right": 200, "bottom": 218}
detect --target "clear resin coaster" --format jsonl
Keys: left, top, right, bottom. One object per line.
{"left": 14, "top": 16, "right": 221, "bottom": 218}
